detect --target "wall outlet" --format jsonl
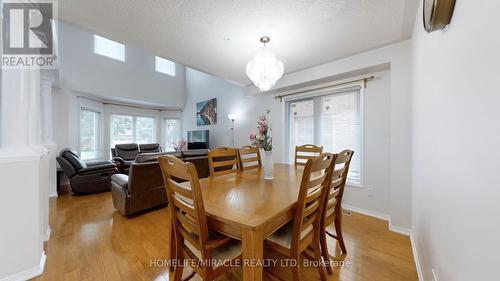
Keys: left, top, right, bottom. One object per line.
{"left": 431, "top": 268, "right": 438, "bottom": 281}
{"left": 368, "top": 188, "right": 375, "bottom": 197}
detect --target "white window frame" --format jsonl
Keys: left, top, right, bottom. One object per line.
{"left": 109, "top": 113, "right": 157, "bottom": 147}
{"left": 78, "top": 106, "right": 103, "bottom": 160}
{"left": 93, "top": 34, "right": 126, "bottom": 62}
{"left": 284, "top": 84, "right": 365, "bottom": 188}
{"left": 155, "top": 56, "right": 176, "bottom": 76}
{"left": 163, "top": 117, "right": 182, "bottom": 151}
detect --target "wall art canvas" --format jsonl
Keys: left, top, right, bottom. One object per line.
{"left": 196, "top": 98, "right": 217, "bottom": 126}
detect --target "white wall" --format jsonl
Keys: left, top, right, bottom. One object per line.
{"left": 58, "top": 21, "right": 186, "bottom": 108}
{"left": 411, "top": 1, "right": 500, "bottom": 280}
{"left": 52, "top": 20, "right": 186, "bottom": 157}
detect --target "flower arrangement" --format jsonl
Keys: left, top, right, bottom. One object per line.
{"left": 249, "top": 109, "right": 272, "bottom": 151}
{"left": 171, "top": 139, "right": 187, "bottom": 151}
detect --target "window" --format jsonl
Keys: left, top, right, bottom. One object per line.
{"left": 164, "top": 118, "right": 181, "bottom": 151}
{"left": 94, "top": 35, "right": 125, "bottom": 62}
{"left": 80, "top": 109, "right": 102, "bottom": 160}
{"left": 287, "top": 88, "right": 363, "bottom": 186}
{"left": 110, "top": 114, "right": 155, "bottom": 147}
{"left": 289, "top": 100, "right": 314, "bottom": 153}
{"left": 155, "top": 56, "right": 176, "bottom": 76}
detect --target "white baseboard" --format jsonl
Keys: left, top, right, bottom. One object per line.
{"left": 342, "top": 204, "right": 412, "bottom": 236}
{"left": 45, "top": 226, "right": 51, "bottom": 242}
{"left": 389, "top": 217, "right": 412, "bottom": 236}
{"left": 0, "top": 251, "right": 46, "bottom": 281}
{"left": 49, "top": 191, "right": 58, "bottom": 198}
{"left": 410, "top": 234, "right": 424, "bottom": 281}
{"left": 342, "top": 204, "right": 390, "bottom": 221}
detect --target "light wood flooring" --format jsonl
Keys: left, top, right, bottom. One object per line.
{"left": 32, "top": 189, "right": 418, "bottom": 281}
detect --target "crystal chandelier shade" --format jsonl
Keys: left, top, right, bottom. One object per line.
{"left": 246, "top": 37, "right": 284, "bottom": 91}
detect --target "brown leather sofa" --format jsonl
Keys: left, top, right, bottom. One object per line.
{"left": 56, "top": 148, "right": 118, "bottom": 194}
{"left": 110, "top": 149, "right": 209, "bottom": 216}
{"left": 111, "top": 143, "right": 162, "bottom": 174}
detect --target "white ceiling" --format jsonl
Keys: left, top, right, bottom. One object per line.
{"left": 59, "top": 0, "right": 418, "bottom": 86}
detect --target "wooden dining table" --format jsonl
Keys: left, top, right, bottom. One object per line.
{"left": 166, "top": 163, "right": 306, "bottom": 281}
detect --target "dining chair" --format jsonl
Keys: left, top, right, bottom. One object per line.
{"left": 319, "top": 149, "right": 353, "bottom": 275}
{"left": 265, "top": 153, "right": 335, "bottom": 281}
{"left": 158, "top": 155, "right": 242, "bottom": 281}
{"left": 294, "top": 144, "right": 323, "bottom": 166}
{"left": 207, "top": 147, "right": 239, "bottom": 176}
{"left": 237, "top": 145, "right": 261, "bottom": 170}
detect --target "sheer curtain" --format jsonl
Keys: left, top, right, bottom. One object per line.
{"left": 287, "top": 87, "right": 362, "bottom": 185}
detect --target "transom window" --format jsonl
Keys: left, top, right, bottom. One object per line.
{"left": 155, "top": 56, "right": 176, "bottom": 76}
{"left": 94, "top": 35, "right": 125, "bottom": 62}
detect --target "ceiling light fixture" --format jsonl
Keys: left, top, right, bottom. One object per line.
{"left": 246, "top": 36, "right": 284, "bottom": 91}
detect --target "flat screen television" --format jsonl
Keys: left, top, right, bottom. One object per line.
{"left": 187, "top": 130, "right": 210, "bottom": 149}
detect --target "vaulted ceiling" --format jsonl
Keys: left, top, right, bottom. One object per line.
{"left": 59, "top": 0, "right": 418, "bottom": 85}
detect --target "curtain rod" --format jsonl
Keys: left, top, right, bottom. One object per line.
{"left": 77, "top": 95, "right": 183, "bottom": 112}
{"left": 275, "top": 76, "right": 375, "bottom": 102}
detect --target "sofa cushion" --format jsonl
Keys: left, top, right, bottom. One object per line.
{"left": 60, "top": 148, "right": 87, "bottom": 170}
{"left": 135, "top": 151, "right": 181, "bottom": 163}
{"left": 115, "top": 143, "right": 139, "bottom": 160}
{"left": 111, "top": 174, "right": 129, "bottom": 190}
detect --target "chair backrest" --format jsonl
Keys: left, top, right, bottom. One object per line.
{"left": 323, "top": 150, "right": 354, "bottom": 224}
{"left": 114, "top": 143, "right": 139, "bottom": 160}
{"left": 59, "top": 148, "right": 87, "bottom": 171}
{"left": 207, "top": 147, "right": 239, "bottom": 176}
{"left": 158, "top": 155, "right": 210, "bottom": 261}
{"left": 295, "top": 144, "right": 323, "bottom": 166}
{"left": 292, "top": 153, "right": 334, "bottom": 252}
{"left": 139, "top": 143, "right": 162, "bottom": 153}
{"left": 237, "top": 145, "right": 261, "bottom": 170}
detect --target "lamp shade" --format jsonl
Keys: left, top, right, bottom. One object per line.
{"left": 227, "top": 114, "right": 237, "bottom": 120}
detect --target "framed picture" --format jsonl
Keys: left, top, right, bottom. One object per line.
{"left": 196, "top": 98, "right": 217, "bottom": 126}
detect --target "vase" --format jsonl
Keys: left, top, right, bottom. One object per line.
{"left": 260, "top": 149, "right": 274, "bottom": 180}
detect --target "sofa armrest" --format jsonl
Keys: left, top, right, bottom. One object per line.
{"left": 86, "top": 160, "right": 114, "bottom": 167}
{"left": 111, "top": 174, "right": 129, "bottom": 190}
{"left": 79, "top": 163, "right": 117, "bottom": 174}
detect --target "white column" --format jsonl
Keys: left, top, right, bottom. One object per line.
{"left": 0, "top": 69, "right": 48, "bottom": 280}
{"left": 40, "top": 76, "right": 55, "bottom": 144}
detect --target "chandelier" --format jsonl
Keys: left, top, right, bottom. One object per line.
{"left": 246, "top": 36, "right": 284, "bottom": 91}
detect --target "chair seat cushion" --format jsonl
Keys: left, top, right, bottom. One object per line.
{"left": 185, "top": 237, "right": 241, "bottom": 264}
{"left": 111, "top": 174, "right": 129, "bottom": 189}
{"left": 265, "top": 221, "right": 313, "bottom": 249}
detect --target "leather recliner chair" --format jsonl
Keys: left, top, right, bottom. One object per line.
{"left": 111, "top": 143, "right": 140, "bottom": 174}
{"left": 110, "top": 152, "right": 178, "bottom": 216}
{"left": 110, "top": 150, "right": 210, "bottom": 216}
{"left": 56, "top": 148, "right": 117, "bottom": 194}
{"left": 112, "top": 143, "right": 163, "bottom": 174}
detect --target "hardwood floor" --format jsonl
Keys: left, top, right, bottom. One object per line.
{"left": 33, "top": 189, "right": 418, "bottom": 281}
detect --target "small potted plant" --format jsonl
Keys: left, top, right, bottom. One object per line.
{"left": 171, "top": 139, "right": 187, "bottom": 151}
{"left": 249, "top": 109, "right": 273, "bottom": 180}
